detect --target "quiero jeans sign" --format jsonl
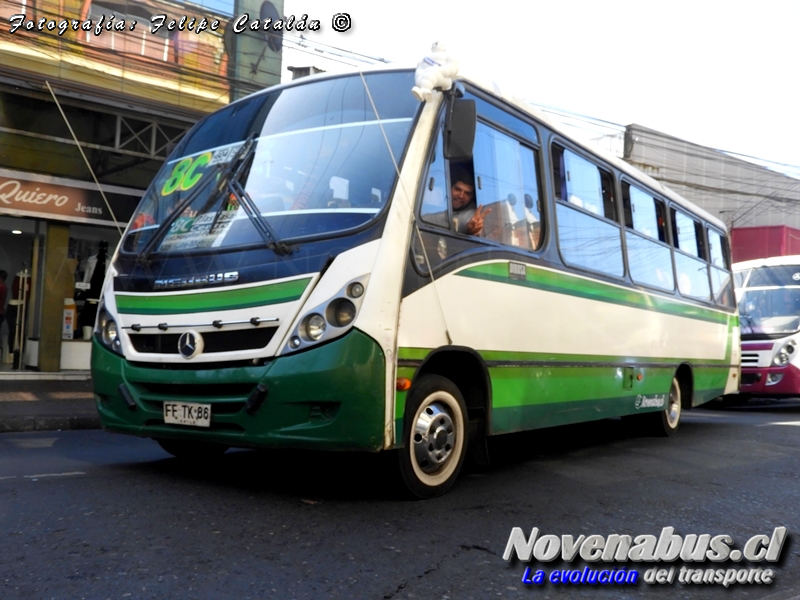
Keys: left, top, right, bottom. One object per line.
{"left": 0, "top": 170, "right": 140, "bottom": 226}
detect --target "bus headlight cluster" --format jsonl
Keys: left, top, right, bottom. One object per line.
{"left": 97, "top": 305, "right": 123, "bottom": 354}
{"left": 773, "top": 340, "right": 797, "bottom": 366}
{"left": 329, "top": 299, "right": 356, "bottom": 327}
{"left": 304, "top": 313, "right": 327, "bottom": 341}
{"left": 288, "top": 278, "right": 367, "bottom": 352}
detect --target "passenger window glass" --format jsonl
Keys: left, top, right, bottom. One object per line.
{"left": 673, "top": 210, "right": 702, "bottom": 257}
{"left": 472, "top": 123, "right": 542, "bottom": 250}
{"left": 556, "top": 203, "right": 623, "bottom": 277}
{"left": 711, "top": 266, "right": 734, "bottom": 307}
{"left": 675, "top": 253, "right": 711, "bottom": 300}
{"left": 562, "top": 149, "right": 603, "bottom": 216}
{"left": 708, "top": 229, "right": 727, "bottom": 268}
{"left": 554, "top": 145, "right": 615, "bottom": 222}
{"left": 623, "top": 184, "right": 660, "bottom": 239}
{"left": 626, "top": 232, "right": 674, "bottom": 291}
{"left": 419, "top": 126, "right": 450, "bottom": 229}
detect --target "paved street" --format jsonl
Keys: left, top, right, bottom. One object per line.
{"left": 1, "top": 403, "right": 799, "bottom": 599}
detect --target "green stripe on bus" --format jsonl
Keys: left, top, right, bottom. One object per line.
{"left": 392, "top": 359, "right": 727, "bottom": 437}
{"left": 397, "top": 347, "right": 733, "bottom": 367}
{"left": 115, "top": 277, "right": 312, "bottom": 315}
{"left": 457, "top": 263, "right": 730, "bottom": 325}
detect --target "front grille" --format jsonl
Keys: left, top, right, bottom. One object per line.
{"left": 741, "top": 373, "right": 761, "bottom": 385}
{"left": 129, "top": 327, "right": 276, "bottom": 354}
{"left": 139, "top": 383, "right": 256, "bottom": 399}
{"left": 741, "top": 353, "right": 760, "bottom": 365}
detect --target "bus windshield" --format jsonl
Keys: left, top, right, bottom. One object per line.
{"left": 739, "top": 287, "right": 800, "bottom": 335}
{"left": 121, "top": 70, "right": 419, "bottom": 255}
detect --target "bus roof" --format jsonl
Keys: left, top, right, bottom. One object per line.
{"left": 451, "top": 70, "right": 727, "bottom": 233}
{"left": 236, "top": 65, "right": 728, "bottom": 233}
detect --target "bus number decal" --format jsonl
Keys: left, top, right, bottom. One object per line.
{"left": 509, "top": 262, "right": 527, "bottom": 281}
{"left": 161, "top": 152, "right": 212, "bottom": 196}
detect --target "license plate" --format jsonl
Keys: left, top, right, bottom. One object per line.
{"left": 163, "top": 402, "right": 211, "bottom": 427}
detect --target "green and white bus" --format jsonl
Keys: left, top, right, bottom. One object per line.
{"left": 92, "top": 66, "right": 739, "bottom": 497}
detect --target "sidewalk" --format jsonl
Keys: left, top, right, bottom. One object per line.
{"left": 0, "top": 373, "right": 100, "bottom": 433}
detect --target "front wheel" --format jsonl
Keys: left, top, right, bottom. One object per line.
{"left": 156, "top": 439, "right": 230, "bottom": 459}
{"left": 398, "top": 375, "right": 468, "bottom": 499}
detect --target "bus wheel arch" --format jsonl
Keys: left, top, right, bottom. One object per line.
{"left": 675, "top": 363, "right": 694, "bottom": 411}
{"left": 413, "top": 346, "right": 492, "bottom": 433}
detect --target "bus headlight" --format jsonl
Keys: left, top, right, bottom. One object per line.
{"left": 330, "top": 299, "right": 356, "bottom": 327}
{"left": 282, "top": 276, "right": 368, "bottom": 355}
{"left": 304, "top": 313, "right": 326, "bottom": 341}
{"left": 347, "top": 282, "right": 364, "bottom": 298}
{"left": 97, "top": 307, "right": 122, "bottom": 354}
{"left": 774, "top": 340, "right": 796, "bottom": 366}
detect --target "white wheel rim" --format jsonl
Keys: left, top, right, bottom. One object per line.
{"left": 409, "top": 390, "right": 465, "bottom": 487}
{"left": 666, "top": 379, "right": 681, "bottom": 429}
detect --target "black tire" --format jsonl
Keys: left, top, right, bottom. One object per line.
{"left": 642, "top": 376, "right": 682, "bottom": 437}
{"left": 398, "top": 375, "right": 468, "bottom": 499}
{"left": 156, "top": 439, "right": 230, "bottom": 459}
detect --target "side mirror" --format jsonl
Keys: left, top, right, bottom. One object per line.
{"left": 443, "top": 98, "right": 476, "bottom": 161}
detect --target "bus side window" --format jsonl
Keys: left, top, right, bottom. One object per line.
{"left": 708, "top": 227, "right": 734, "bottom": 307}
{"left": 419, "top": 126, "right": 450, "bottom": 229}
{"left": 552, "top": 145, "right": 567, "bottom": 202}
{"left": 559, "top": 147, "right": 603, "bottom": 216}
{"left": 554, "top": 145, "right": 624, "bottom": 278}
{"left": 472, "top": 122, "right": 543, "bottom": 250}
{"left": 622, "top": 183, "right": 674, "bottom": 291}
{"left": 672, "top": 208, "right": 711, "bottom": 301}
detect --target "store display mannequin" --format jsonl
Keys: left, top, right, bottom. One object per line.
{"left": 7, "top": 268, "right": 31, "bottom": 368}
{"left": 78, "top": 241, "right": 108, "bottom": 334}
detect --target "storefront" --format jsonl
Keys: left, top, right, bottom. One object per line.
{"left": 0, "top": 167, "right": 139, "bottom": 372}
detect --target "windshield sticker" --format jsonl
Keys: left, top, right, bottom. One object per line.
{"left": 160, "top": 152, "right": 211, "bottom": 196}
{"left": 159, "top": 211, "right": 237, "bottom": 251}
{"left": 209, "top": 142, "right": 246, "bottom": 166}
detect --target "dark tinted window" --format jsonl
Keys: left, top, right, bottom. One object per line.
{"left": 748, "top": 266, "right": 800, "bottom": 287}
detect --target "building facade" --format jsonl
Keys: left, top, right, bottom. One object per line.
{"left": 622, "top": 124, "right": 800, "bottom": 253}
{"left": 0, "top": 0, "right": 284, "bottom": 371}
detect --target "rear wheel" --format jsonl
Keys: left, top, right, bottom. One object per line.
{"left": 398, "top": 375, "right": 468, "bottom": 499}
{"left": 156, "top": 439, "right": 230, "bottom": 459}
{"left": 643, "top": 376, "right": 682, "bottom": 436}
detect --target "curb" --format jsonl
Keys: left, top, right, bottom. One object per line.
{"left": 0, "top": 415, "right": 101, "bottom": 433}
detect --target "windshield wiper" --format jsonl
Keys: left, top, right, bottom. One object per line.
{"left": 137, "top": 134, "right": 257, "bottom": 263}
{"left": 229, "top": 178, "right": 293, "bottom": 255}
{"left": 211, "top": 133, "right": 292, "bottom": 255}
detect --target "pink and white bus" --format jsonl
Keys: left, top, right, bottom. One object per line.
{"left": 735, "top": 255, "right": 800, "bottom": 396}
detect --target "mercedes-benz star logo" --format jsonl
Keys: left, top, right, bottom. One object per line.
{"left": 178, "top": 330, "right": 204, "bottom": 359}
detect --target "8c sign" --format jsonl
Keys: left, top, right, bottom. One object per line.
{"left": 161, "top": 152, "right": 212, "bottom": 196}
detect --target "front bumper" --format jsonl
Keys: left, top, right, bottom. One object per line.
{"left": 92, "top": 329, "right": 386, "bottom": 451}
{"left": 740, "top": 362, "right": 800, "bottom": 396}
